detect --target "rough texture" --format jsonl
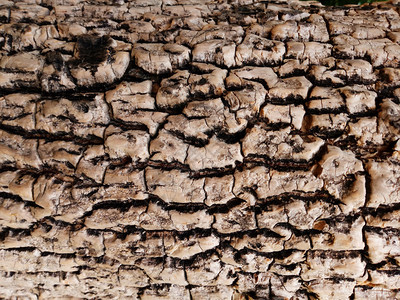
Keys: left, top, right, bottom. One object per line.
{"left": 1, "top": 0, "right": 400, "bottom": 299}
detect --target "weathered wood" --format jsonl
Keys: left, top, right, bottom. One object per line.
{"left": 1, "top": 0, "right": 400, "bottom": 299}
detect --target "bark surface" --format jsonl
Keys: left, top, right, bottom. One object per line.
{"left": 1, "top": 0, "right": 400, "bottom": 299}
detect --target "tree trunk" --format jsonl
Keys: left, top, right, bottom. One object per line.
{"left": 1, "top": 0, "right": 400, "bottom": 299}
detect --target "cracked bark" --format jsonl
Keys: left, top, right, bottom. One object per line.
{"left": 1, "top": 0, "right": 400, "bottom": 299}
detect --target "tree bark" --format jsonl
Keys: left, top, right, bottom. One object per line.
{"left": 1, "top": 0, "right": 400, "bottom": 299}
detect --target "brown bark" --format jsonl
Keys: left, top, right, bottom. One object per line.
{"left": 1, "top": 0, "right": 400, "bottom": 299}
